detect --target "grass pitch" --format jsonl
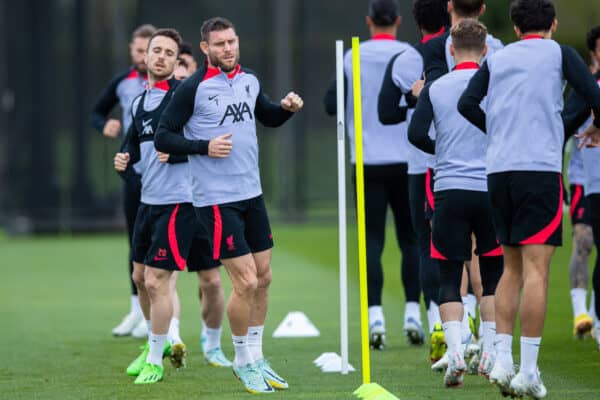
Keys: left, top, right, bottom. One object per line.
{"left": 2, "top": 220, "right": 600, "bottom": 399}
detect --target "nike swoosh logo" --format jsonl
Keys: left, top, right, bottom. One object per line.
{"left": 142, "top": 119, "right": 152, "bottom": 126}
{"left": 153, "top": 256, "right": 168, "bottom": 261}
{"left": 209, "top": 94, "right": 219, "bottom": 101}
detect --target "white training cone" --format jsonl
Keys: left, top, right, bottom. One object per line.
{"left": 272, "top": 311, "right": 320, "bottom": 338}
{"left": 314, "top": 352, "right": 355, "bottom": 373}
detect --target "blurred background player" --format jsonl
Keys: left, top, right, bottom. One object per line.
{"left": 377, "top": 0, "right": 449, "bottom": 361}
{"left": 91, "top": 24, "right": 157, "bottom": 338}
{"left": 409, "top": 19, "right": 503, "bottom": 387}
{"left": 459, "top": 0, "right": 600, "bottom": 397}
{"left": 324, "top": 0, "right": 423, "bottom": 350}
{"left": 155, "top": 17, "right": 303, "bottom": 394}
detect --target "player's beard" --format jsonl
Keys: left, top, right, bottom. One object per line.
{"left": 209, "top": 51, "right": 240, "bottom": 73}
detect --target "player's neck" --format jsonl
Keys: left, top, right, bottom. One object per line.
{"left": 451, "top": 15, "right": 478, "bottom": 28}
{"left": 370, "top": 26, "right": 397, "bottom": 39}
{"left": 453, "top": 55, "right": 481, "bottom": 67}
{"left": 147, "top": 74, "right": 171, "bottom": 89}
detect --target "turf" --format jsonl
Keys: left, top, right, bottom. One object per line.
{"left": 2, "top": 220, "right": 599, "bottom": 399}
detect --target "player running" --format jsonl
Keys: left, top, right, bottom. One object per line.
{"left": 324, "top": 0, "right": 423, "bottom": 350}
{"left": 377, "top": 0, "right": 449, "bottom": 361}
{"left": 92, "top": 24, "right": 157, "bottom": 338}
{"left": 458, "top": 1, "right": 600, "bottom": 397}
{"left": 154, "top": 17, "right": 303, "bottom": 394}
{"left": 409, "top": 19, "right": 503, "bottom": 387}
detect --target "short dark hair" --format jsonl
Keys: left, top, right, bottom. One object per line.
{"left": 131, "top": 24, "right": 157, "bottom": 41}
{"left": 510, "top": 0, "right": 556, "bottom": 33}
{"left": 177, "top": 57, "right": 189, "bottom": 69}
{"left": 587, "top": 25, "right": 600, "bottom": 52}
{"left": 412, "top": 0, "right": 450, "bottom": 34}
{"left": 149, "top": 28, "right": 183, "bottom": 55}
{"left": 201, "top": 17, "right": 235, "bottom": 42}
{"left": 451, "top": 19, "right": 487, "bottom": 53}
{"left": 452, "top": 0, "right": 484, "bottom": 18}
{"left": 180, "top": 42, "right": 193, "bottom": 56}
{"left": 368, "top": 0, "right": 399, "bottom": 27}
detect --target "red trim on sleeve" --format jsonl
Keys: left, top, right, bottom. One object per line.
{"left": 371, "top": 33, "right": 396, "bottom": 41}
{"left": 167, "top": 204, "right": 187, "bottom": 270}
{"left": 454, "top": 62, "right": 480, "bottom": 71}
{"left": 520, "top": 174, "right": 564, "bottom": 245}
{"left": 212, "top": 205, "right": 223, "bottom": 260}
{"left": 421, "top": 27, "right": 446, "bottom": 44}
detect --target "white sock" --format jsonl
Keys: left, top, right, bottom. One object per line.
{"left": 571, "top": 288, "right": 588, "bottom": 317}
{"left": 494, "top": 333, "right": 513, "bottom": 370}
{"left": 232, "top": 334, "right": 253, "bottom": 368}
{"left": 404, "top": 302, "right": 421, "bottom": 325}
{"left": 145, "top": 320, "right": 151, "bottom": 333}
{"left": 520, "top": 336, "right": 541, "bottom": 375}
{"left": 248, "top": 325, "right": 264, "bottom": 361}
{"left": 368, "top": 306, "right": 385, "bottom": 328}
{"left": 589, "top": 291, "right": 597, "bottom": 322}
{"left": 131, "top": 295, "right": 142, "bottom": 316}
{"left": 205, "top": 326, "right": 222, "bottom": 352}
{"left": 461, "top": 308, "right": 472, "bottom": 343}
{"left": 442, "top": 321, "right": 462, "bottom": 354}
{"left": 426, "top": 301, "right": 442, "bottom": 333}
{"left": 482, "top": 321, "right": 496, "bottom": 354}
{"left": 478, "top": 308, "right": 483, "bottom": 339}
{"left": 168, "top": 318, "right": 182, "bottom": 345}
{"left": 146, "top": 333, "right": 167, "bottom": 366}
{"left": 464, "top": 294, "right": 477, "bottom": 318}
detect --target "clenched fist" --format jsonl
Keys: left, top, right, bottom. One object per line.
{"left": 208, "top": 133, "right": 233, "bottom": 158}
{"left": 281, "top": 91, "right": 304, "bottom": 112}
{"left": 103, "top": 119, "right": 121, "bottom": 138}
{"left": 114, "top": 152, "right": 130, "bottom": 171}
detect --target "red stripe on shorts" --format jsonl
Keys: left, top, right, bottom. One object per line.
{"left": 569, "top": 184, "right": 582, "bottom": 219}
{"left": 212, "top": 205, "right": 222, "bottom": 261}
{"left": 520, "top": 174, "right": 563, "bottom": 245}
{"left": 167, "top": 204, "right": 187, "bottom": 270}
{"left": 430, "top": 236, "right": 447, "bottom": 261}
{"left": 482, "top": 246, "right": 503, "bottom": 257}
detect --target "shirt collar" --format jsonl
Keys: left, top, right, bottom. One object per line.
{"left": 421, "top": 26, "right": 446, "bottom": 44}
{"left": 371, "top": 33, "right": 396, "bottom": 41}
{"left": 453, "top": 61, "right": 480, "bottom": 71}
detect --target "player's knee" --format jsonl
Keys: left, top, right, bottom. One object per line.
{"left": 199, "top": 272, "right": 221, "bottom": 293}
{"left": 438, "top": 261, "right": 463, "bottom": 305}
{"left": 480, "top": 256, "right": 504, "bottom": 296}
{"left": 256, "top": 266, "right": 272, "bottom": 289}
{"left": 233, "top": 273, "right": 258, "bottom": 298}
{"left": 132, "top": 268, "right": 145, "bottom": 289}
{"left": 574, "top": 226, "right": 594, "bottom": 255}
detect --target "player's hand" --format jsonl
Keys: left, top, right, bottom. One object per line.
{"left": 114, "top": 152, "right": 130, "bottom": 171}
{"left": 576, "top": 120, "right": 600, "bottom": 148}
{"left": 412, "top": 79, "right": 425, "bottom": 98}
{"left": 103, "top": 119, "right": 121, "bottom": 138}
{"left": 281, "top": 91, "right": 304, "bottom": 112}
{"left": 208, "top": 133, "right": 233, "bottom": 158}
{"left": 157, "top": 151, "right": 170, "bottom": 163}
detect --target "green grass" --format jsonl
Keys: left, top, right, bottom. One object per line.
{"left": 2, "top": 220, "right": 600, "bottom": 399}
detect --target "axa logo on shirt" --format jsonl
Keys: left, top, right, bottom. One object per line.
{"left": 142, "top": 118, "right": 153, "bottom": 135}
{"left": 219, "top": 102, "right": 253, "bottom": 126}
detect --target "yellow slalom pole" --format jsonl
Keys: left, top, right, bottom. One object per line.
{"left": 351, "top": 37, "right": 399, "bottom": 400}
{"left": 351, "top": 36, "right": 371, "bottom": 386}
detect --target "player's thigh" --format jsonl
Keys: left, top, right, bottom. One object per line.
{"left": 196, "top": 202, "right": 251, "bottom": 261}
{"left": 244, "top": 195, "right": 274, "bottom": 254}
{"left": 221, "top": 253, "right": 258, "bottom": 292}
{"left": 132, "top": 204, "right": 152, "bottom": 266}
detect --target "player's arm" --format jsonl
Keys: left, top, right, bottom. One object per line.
{"left": 457, "top": 61, "right": 490, "bottom": 133}
{"left": 422, "top": 35, "right": 449, "bottom": 83}
{"left": 562, "top": 47, "right": 600, "bottom": 129}
{"left": 154, "top": 75, "right": 210, "bottom": 156}
{"left": 562, "top": 89, "right": 593, "bottom": 139}
{"left": 91, "top": 72, "right": 126, "bottom": 137}
{"left": 324, "top": 75, "right": 348, "bottom": 116}
{"left": 254, "top": 89, "right": 296, "bottom": 127}
{"left": 408, "top": 83, "right": 435, "bottom": 154}
{"left": 115, "top": 120, "right": 141, "bottom": 179}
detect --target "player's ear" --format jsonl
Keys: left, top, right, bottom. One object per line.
{"left": 395, "top": 16, "right": 402, "bottom": 28}
{"left": 513, "top": 25, "right": 521, "bottom": 38}
{"left": 551, "top": 19, "right": 558, "bottom": 34}
{"left": 447, "top": 1, "right": 453, "bottom": 14}
{"left": 481, "top": 44, "right": 488, "bottom": 58}
{"left": 366, "top": 16, "right": 373, "bottom": 29}
{"left": 479, "top": 4, "right": 486, "bottom": 17}
{"left": 200, "top": 41, "right": 209, "bottom": 56}
{"left": 450, "top": 43, "right": 455, "bottom": 57}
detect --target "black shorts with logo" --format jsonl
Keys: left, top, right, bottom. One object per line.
{"left": 569, "top": 184, "right": 589, "bottom": 226}
{"left": 487, "top": 171, "right": 563, "bottom": 247}
{"left": 132, "top": 203, "right": 220, "bottom": 271}
{"left": 431, "top": 190, "right": 501, "bottom": 261}
{"left": 195, "top": 195, "right": 274, "bottom": 261}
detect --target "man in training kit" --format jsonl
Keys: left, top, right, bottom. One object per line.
{"left": 154, "top": 17, "right": 303, "bottom": 394}
{"left": 409, "top": 19, "right": 503, "bottom": 387}
{"left": 563, "top": 24, "right": 600, "bottom": 349}
{"left": 324, "top": 0, "right": 423, "bottom": 350}
{"left": 91, "top": 24, "right": 157, "bottom": 338}
{"left": 172, "top": 41, "right": 232, "bottom": 369}
{"left": 377, "top": 0, "right": 449, "bottom": 361}
{"left": 458, "top": 1, "right": 600, "bottom": 397}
